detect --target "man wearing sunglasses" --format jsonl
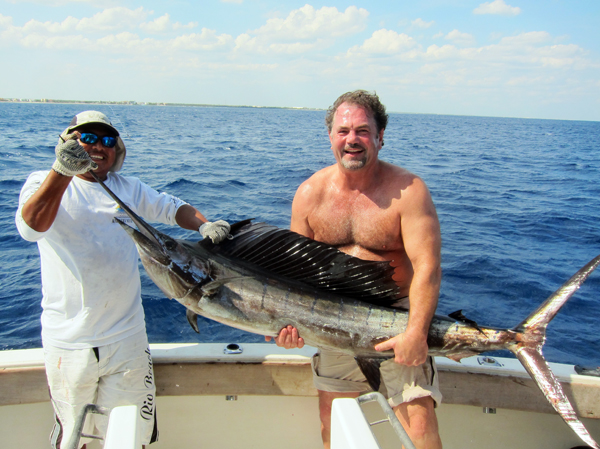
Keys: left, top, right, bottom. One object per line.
{"left": 15, "top": 111, "right": 230, "bottom": 449}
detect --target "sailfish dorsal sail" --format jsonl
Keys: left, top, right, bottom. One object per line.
{"left": 200, "top": 220, "right": 404, "bottom": 307}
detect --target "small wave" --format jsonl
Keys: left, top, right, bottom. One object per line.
{"left": 228, "top": 179, "right": 247, "bottom": 187}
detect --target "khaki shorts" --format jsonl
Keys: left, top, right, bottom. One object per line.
{"left": 44, "top": 330, "right": 158, "bottom": 448}
{"left": 312, "top": 348, "right": 442, "bottom": 408}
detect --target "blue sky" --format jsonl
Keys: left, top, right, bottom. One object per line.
{"left": 1, "top": 0, "right": 599, "bottom": 120}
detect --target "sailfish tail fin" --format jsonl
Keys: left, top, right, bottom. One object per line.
{"left": 509, "top": 254, "right": 600, "bottom": 448}
{"left": 513, "top": 346, "right": 599, "bottom": 449}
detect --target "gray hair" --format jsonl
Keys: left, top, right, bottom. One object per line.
{"left": 325, "top": 90, "right": 389, "bottom": 144}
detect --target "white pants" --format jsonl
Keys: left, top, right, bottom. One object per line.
{"left": 44, "top": 330, "right": 158, "bottom": 448}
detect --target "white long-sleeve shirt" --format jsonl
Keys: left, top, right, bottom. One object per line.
{"left": 16, "top": 171, "right": 187, "bottom": 349}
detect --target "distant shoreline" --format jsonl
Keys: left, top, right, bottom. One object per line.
{"left": 0, "top": 98, "right": 321, "bottom": 111}
{"left": 2, "top": 98, "right": 594, "bottom": 122}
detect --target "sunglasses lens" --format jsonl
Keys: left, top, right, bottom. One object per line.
{"left": 102, "top": 137, "right": 117, "bottom": 148}
{"left": 80, "top": 133, "right": 99, "bottom": 144}
{"left": 79, "top": 133, "right": 117, "bottom": 148}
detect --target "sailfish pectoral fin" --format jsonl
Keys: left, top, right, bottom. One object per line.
{"left": 355, "top": 357, "right": 386, "bottom": 392}
{"left": 186, "top": 309, "right": 200, "bottom": 334}
{"left": 200, "top": 277, "right": 254, "bottom": 296}
{"left": 514, "top": 346, "right": 599, "bottom": 449}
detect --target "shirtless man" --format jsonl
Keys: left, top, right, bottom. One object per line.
{"left": 267, "top": 90, "right": 443, "bottom": 448}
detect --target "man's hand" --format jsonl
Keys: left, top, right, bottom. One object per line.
{"left": 52, "top": 132, "right": 98, "bottom": 177}
{"left": 199, "top": 220, "right": 231, "bottom": 243}
{"left": 374, "top": 330, "right": 429, "bottom": 366}
{"left": 265, "top": 325, "right": 305, "bottom": 349}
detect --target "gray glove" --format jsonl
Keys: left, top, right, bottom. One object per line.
{"left": 52, "top": 136, "right": 98, "bottom": 177}
{"left": 199, "top": 220, "right": 231, "bottom": 243}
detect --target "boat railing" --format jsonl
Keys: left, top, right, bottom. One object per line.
{"left": 331, "top": 391, "right": 416, "bottom": 449}
{"left": 64, "top": 403, "right": 109, "bottom": 449}
{"left": 64, "top": 403, "right": 140, "bottom": 449}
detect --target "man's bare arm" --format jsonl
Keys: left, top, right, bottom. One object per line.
{"left": 21, "top": 170, "right": 73, "bottom": 232}
{"left": 375, "top": 177, "right": 441, "bottom": 365}
{"left": 289, "top": 180, "right": 315, "bottom": 238}
{"left": 175, "top": 204, "right": 207, "bottom": 231}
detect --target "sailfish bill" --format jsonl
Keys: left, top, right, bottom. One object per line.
{"left": 94, "top": 175, "right": 599, "bottom": 449}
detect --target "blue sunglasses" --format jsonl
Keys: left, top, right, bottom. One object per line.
{"left": 80, "top": 133, "right": 117, "bottom": 148}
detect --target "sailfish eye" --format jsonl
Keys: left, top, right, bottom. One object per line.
{"left": 165, "top": 240, "right": 177, "bottom": 251}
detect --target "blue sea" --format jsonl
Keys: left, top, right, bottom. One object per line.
{"left": 1, "top": 103, "right": 599, "bottom": 366}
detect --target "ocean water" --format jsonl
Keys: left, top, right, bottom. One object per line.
{"left": 1, "top": 103, "right": 599, "bottom": 366}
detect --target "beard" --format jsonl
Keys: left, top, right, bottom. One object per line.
{"left": 341, "top": 144, "right": 367, "bottom": 170}
{"left": 341, "top": 157, "right": 367, "bottom": 170}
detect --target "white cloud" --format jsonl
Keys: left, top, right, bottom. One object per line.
{"left": 77, "top": 7, "right": 149, "bottom": 32}
{"left": 20, "top": 16, "right": 77, "bottom": 34}
{"left": 474, "top": 0, "right": 521, "bottom": 16}
{"left": 445, "top": 29, "right": 476, "bottom": 46}
{"left": 420, "top": 31, "right": 588, "bottom": 74}
{"left": 0, "top": 9, "right": 232, "bottom": 54}
{"left": 21, "top": 33, "right": 90, "bottom": 49}
{"left": 0, "top": 13, "right": 14, "bottom": 28}
{"left": 11, "top": 7, "right": 150, "bottom": 35}
{"left": 256, "top": 5, "right": 368, "bottom": 39}
{"left": 268, "top": 41, "right": 323, "bottom": 54}
{"left": 3, "top": 7, "right": 194, "bottom": 37}
{"left": 170, "top": 29, "right": 234, "bottom": 51}
{"left": 140, "top": 14, "right": 196, "bottom": 34}
{"left": 234, "top": 5, "right": 368, "bottom": 54}
{"left": 347, "top": 29, "right": 418, "bottom": 56}
{"left": 498, "top": 31, "right": 551, "bottom": 46}
{"left": 234, "top": 32, "right": 323, "bottom": 55}
{"left": 424, "top": 44, "right": 460, "bottom": 60}
{"left": 412, "top": 18, "right": 434, "bottom": 29}
{"left": 96, "top": 32, "right": 145, "bottom": 51}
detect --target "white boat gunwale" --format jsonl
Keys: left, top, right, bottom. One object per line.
{"left": 1, "top": 342, "right": 599, "bottom": 418}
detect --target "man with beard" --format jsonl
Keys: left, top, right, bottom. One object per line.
{"left": 267, "top": 90, "right": 443, "bottom": 448}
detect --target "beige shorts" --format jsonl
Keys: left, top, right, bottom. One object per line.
{"left": 44, "top": 330, "right": 158, "bottom": 448}
{"left": 312, "top": 348, "right": 442, "bottom": 408}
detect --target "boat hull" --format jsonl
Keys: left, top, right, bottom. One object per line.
{"left": 2, "top": 344, "right": 599, "bottom": 448}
